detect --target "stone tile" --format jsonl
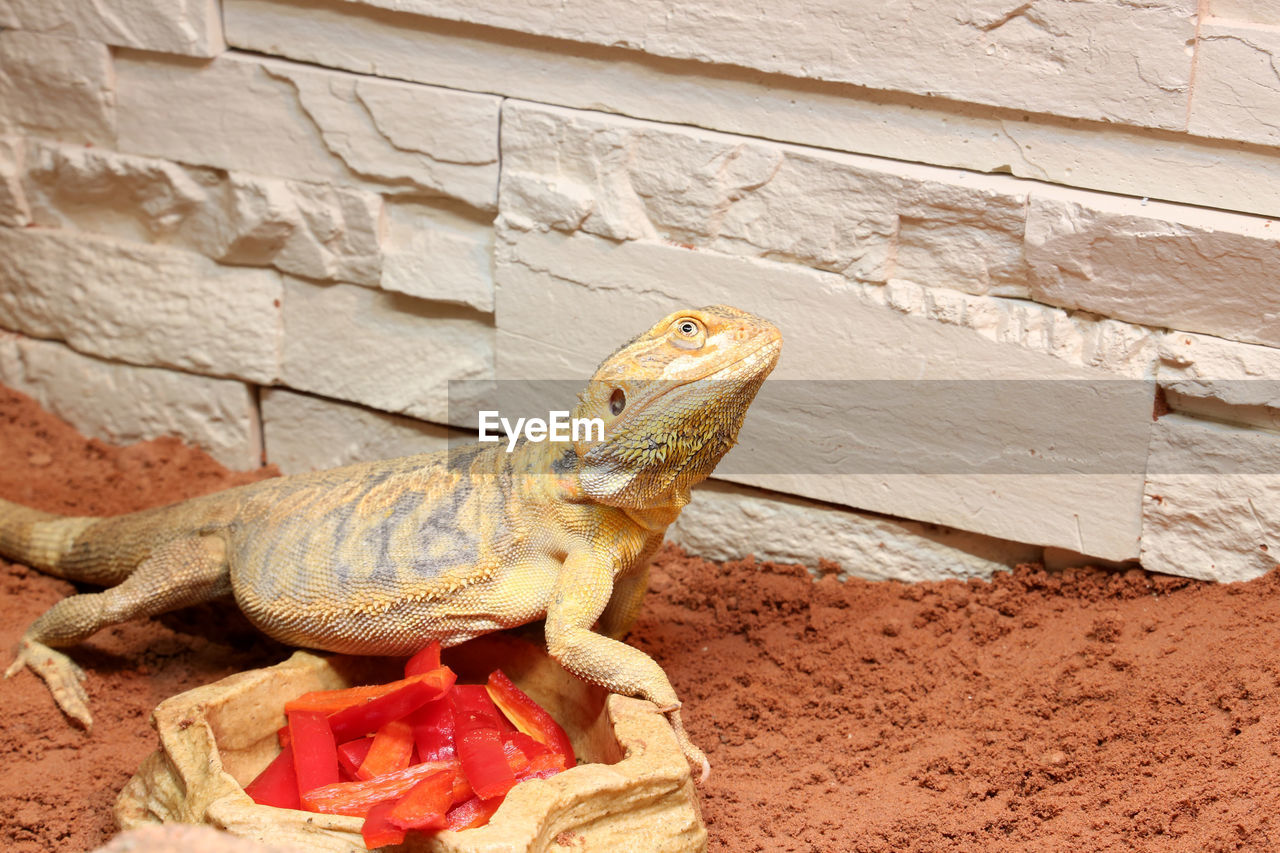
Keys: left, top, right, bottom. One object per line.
{"left": 1026, "top": 188, "right": 1280, "bottom": 348}
{"left": 115, "top": 51, "right": 500, "bottom": 209}
{"left": 381, "top": 201, "right": 493, "bottom": 312}
{"left": 0, "top": 30, "right": 114, "bottom": 145}
{"left": 0, "top": 331, "right": 261, "bottom": 470}
{"left": 261, "top": 388, "right": 459, "bottom": 474}
{"left": 0, "top": 137, "right": 29, "bottom": 226}
{"left": 1142, "top": 414, "right": 1280, "bottom": 582}
{"left": 669, "top": 480, "right": 1042, "bottom": 583}
{"left": 281, "top": 277, "right": 493, "bottom": 424}
{"left": 1189, "top": 20, "right": 1280, "bottom": 148}
{"left": 22, "top": 139, "right": 384, "bottom": 285}
{"left": 225, "top": 0, "right": 1276, "bottom": 217}
{"left": 0, "top": 227, "right": 282, "bottom": 383}
{"left": 502, "top": 102, "right": 1030, "bottom": 296}
{"left": 314, "top": 0, "right": 1196, "bottom": 128}
{"left": 0, "top": 0, "right": 225, "bottom": 57}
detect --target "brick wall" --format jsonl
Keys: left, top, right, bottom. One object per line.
{"left": 1, "top": 0, "right": 1277, "bottom": 583}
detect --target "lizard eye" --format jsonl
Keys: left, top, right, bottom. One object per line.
{"left": 670, "top": 317, "right": 705, "bottom": 349}
{"left": 609, "top": 388, "right": 626, "bottom": 416}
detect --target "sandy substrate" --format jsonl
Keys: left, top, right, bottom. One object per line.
{"left": 2, "top": 384, "right": 1279, "bottom": 852}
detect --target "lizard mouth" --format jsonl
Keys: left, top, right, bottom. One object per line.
{"left": 698, "top": 337, "right": 782, "bottom": 383}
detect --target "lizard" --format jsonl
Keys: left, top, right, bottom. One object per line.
{"left": 0, "top": 304, "right": 781, "bottom": 782}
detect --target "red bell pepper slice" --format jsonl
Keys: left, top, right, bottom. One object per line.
{"left": 502, "top": 731, "right": 550, "bottom": 761}
{"left": 285, "top": 666, "right": 455, "bottom": 716}
{"left": 244, "top": 748, "right": 301, "bottom": 810}
{"left": 408, "top": 699, "right": 455, "bottom": 762}
{"left": 517, "top": 751, "right": 567, "bottom": 781}
{"left": 486, "top": 670, "right": 575, "bottom": 769}
{"left": 454, "top": 684, "right": 515, "bottom": 732}
{"left": 358, "top": 718, "right": 415, "bottom": 780}
{"left": 302, "top": 759, "right": 459, "bottom": 817}
{"left": 387, "top": 767, "right": 458, "bottom": 832}
{"left": 451, "top": 687, "right": 517, "bottom": 800}
{"left": 288, "top": 710, "right": 339, "bottom": 797}
{"left": 445, "top": 795, "right": 503, "bottom": 831}
{"left": 361, "top": 800, "right": 406, "bottom": 849}
{"left": 337, "top": 737, "right": 374, "bottom": 781}
{"left": 328, "top": 668, "right": 456, "bottom": 742}
{"left": 404, "top": 641, "right": 442, "bottom": 677}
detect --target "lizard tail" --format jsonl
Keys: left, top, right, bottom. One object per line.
{"left": 0, "top": 498, "right": 99, "bottom": 579}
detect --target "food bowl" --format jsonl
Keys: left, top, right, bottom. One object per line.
{"left": 115, "top": 635, "right": 707, "bottom": 852}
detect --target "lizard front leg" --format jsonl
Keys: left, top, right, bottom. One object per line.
{"left": 597, "top": 562, "right": 650, "bottom": 642}
{"left": 545, "top": 551, "right": 710, "bottom": 783}
{"left": 5, "top": 534, "right": 232, "bottom": 727}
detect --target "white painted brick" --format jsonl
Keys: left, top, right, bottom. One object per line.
{"left": 502, "top": 102, "right": 1030, "bottom": 296}
{"left": 1156, "top": 331, "right": 1280, "bottom": 430}
{"left": 0, "top": 137, "right": 28, "bottom": 227}
{"left": 1208, "top": 0, "right": 1280, "bottom": 26}
{"left": 22, "top": 139, "right": 384, "bottom": 286}
{"left": 1159, "top": 331, "right": 1280, "bottom": 408}
{"left": 984, "top": 119, "right": 1280, "bottom": 220}
{"left": 281, "top": 277, "right": 492, "bottom": 425}
{"left": 1142, "top": 414, "right": 1280, "bottom": 582}
{"left": 0, "top": 228, "right": 282, "bottom": 383}
{"left": 224, "top": 0, "right": 1280, "bottom": 218}
{"left": 495, "top": 227, "right": 1152, "bottom": 560}
{"left": 669, "top": 480, "right": 1041, "bottom": 583}
{"left": 1189, "top": 21, "right": 1280, "bottom": 148}
{"left": 0, "top": 332, "right": 261, "bottom": 470}
{"left": 381, "top": 201, "right": 494, "bottom": 312}
{"left": 261, "top": 388, "right": 459, "bottom": 475}
{"left": 321, "top": 0, "right": 1195, "bottom": 129}
{"left": 1026, "top": 189, "right": 1280, "bottom": 348}
{"left": 0, "top": 0, "right": 225, "bottom": 58}
{"left": 0, "top": 31, "right": 114, "bottom": 145}
{"left": 114, "top": 51, "right": 500, "bottom": 210}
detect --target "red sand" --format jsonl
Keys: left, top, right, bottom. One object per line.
{"left": 3, "top": 384, "right": 1280, "bottom": 851}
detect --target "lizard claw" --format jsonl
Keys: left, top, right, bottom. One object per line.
{"left": 661, "top": 704, "right": 711, "bottom": 785}
{"left": 6, "top": 639, "right": 93, "bottom": 729}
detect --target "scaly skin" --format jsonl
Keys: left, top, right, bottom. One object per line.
{"left": 0, "top": 305, "right": 781, "bottom": 781}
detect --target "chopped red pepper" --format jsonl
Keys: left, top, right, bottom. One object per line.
{"left": 358, "top": 719, "right": 415, "bottom": 780}
{"left": 387, "top": 767, "right": 457, "bottom": 832}
{"left": 328, "top": 668, "right": 456, "bottom": 742}
{"left": 486, "top": 670, "right": 576, "bottom": 769}
{"left": 337, "top": 737, "right": 374, "bottom": 781}
{"left": 451, "top": 686, "right": 517, "bottom": 800}
{"left": 445, "top": 794, "right": 503, "bottom": 831}
{"left": 244, "top": 748, "right": 301, "bottom": 810}
{"left": 244, "top": 647, "right": 573, "bottom": 840}
{"left": 454, "top": 684, "right": 516, "bottom": 732}
{"left": 287, "top": 710, "right": 339, "bottom": 797}
{"left": 502, "top": 730, "right": 551, "bottom": 761}
{"left": 404, "top": 641, "right": 442, "bottom": 677}
{"left": 517, "top": 751, "right": 568, "bottom": 781}
{"left": 302, "top": 759, "right": 459, "bottom": 817}
{"left": 360, "top": 800, "right": 406, "bottom": 849}
{"left": 408, "top": 699, "right": 455, "bottom": 762}
{"left": 285, "top": 666, "right": 455, "bottom": 716}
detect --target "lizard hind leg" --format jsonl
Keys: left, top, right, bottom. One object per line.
{"left": 5, "top": 534, "right": 232, "bottom": 729}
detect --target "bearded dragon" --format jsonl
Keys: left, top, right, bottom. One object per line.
{"left": 0, "top": 305, "right": 781, "bottom": 781}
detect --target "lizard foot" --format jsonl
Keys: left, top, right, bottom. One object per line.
{"left": 663, "top": 705, "right": 711, "bottom": 785}
{"left": 5, "top": 638, "right": 93, "bottom": 729}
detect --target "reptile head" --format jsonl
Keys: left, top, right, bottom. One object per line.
{"left": 572, "top": 305, "right": 781, "bottom": 510}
